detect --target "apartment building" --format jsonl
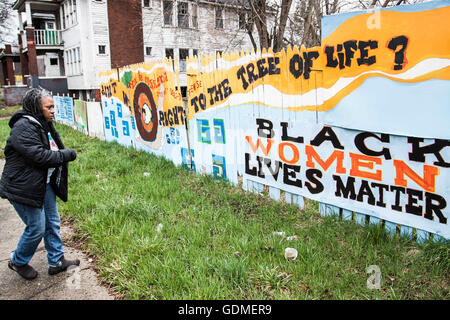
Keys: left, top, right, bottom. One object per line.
{"left": 13, "top": 0, "right": 258, "bottom": 99}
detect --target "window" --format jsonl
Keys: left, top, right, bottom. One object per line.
{"left": 163, "top": 1, "right": 173, "bottom": 26}
{"left": 73, "top": 0, "right": 77, "bottom": 22}
{"left": 50, "top": 58, "right": 58, "bottom": 66}
{"left": 61, "top": 5, "right": 65, "bottom": 29}
{"left": 65, "top": 47, "right": 82, "bottom": 76}
{"left": 77, "top": 47, "right": 82, "bottom": 73}
{"left": 191, "top": 2, "right": 198, "bottom": 28}
{"left": 69, "top": 50, "right": 74, "bottom": 74}
{"left": 74, "top": 49, "right": 79, "bottom": 74}
{"left": 165, "top": 48, "right": 174, "bottom": 60}
{"left": 143, "top": 0, "right": 151, "bottom": 7}
{"left": 193, "top": 49, "right": 198, "bottom": 57}
{"left": 62, "top": 0, "right": 78, "bottom": 28}
{"left": 64, "top": 51, "right": 68, "bottom": 73}
{"left": 215, "top": 6, "right": 223, "bottom": 29}
{"left": 179, "top": 48, "right": 189, "bottom": 72}
{"left": 178, "top": 2, "right": 189, "bottom": 28}
{"left": 65, "top": 2, "right": 69, "bottom": 26}
{"left": 145, "top": 46, "right": 152, "bottom": 56}
{"left": 98, "top": 45, "right": 106, "bottom": 54}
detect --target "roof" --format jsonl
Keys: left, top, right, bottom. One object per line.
{"left": 13, "top": 0, "right": 63, "bottom": 12}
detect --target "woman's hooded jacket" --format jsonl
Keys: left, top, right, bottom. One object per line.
{"left": 0, "top": 110, "right": 72, "bottom": 208}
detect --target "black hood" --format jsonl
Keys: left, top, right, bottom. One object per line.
{"left": 9, "top": 110, "right": 44, "bottom": 129}
{"left": 9, "top": 110, "right": 28, "bottom": 128}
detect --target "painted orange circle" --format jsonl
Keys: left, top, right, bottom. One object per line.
{"left": 133, "top": 82, "right": 158, "bottom": 141}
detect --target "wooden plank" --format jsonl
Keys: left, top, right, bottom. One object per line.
{"left": 285, "top": 191, "right": 292, "bottom": 204}
{"left": 342, "top": 209, "right": 353, "bottom": 221}
{"left": 268, "top": 186, "right": 281, "bottom": 201}
{"left": 355, "top": 213, "right": 366, "bottom": 226}
{"left": 384, "top": 221, "right": 397, "bottom": 236}
{"left": 255, "top": 181, "right": 264, "bottom": 194}
{"left": 292, "top": 194, "right": 305, "bottom": 210}
{"left": 319, "top": 203, "right": 339, "bottom": 218}
{"left": 242, "top": 178, "right": 249, "bottom": 191}
{"left": 416, "top": 229, "right": 430, "bottom": 244}
{"left": 368, "top": 216, "right": 381, "bottom": 227}
{"left": 400, "top": 224, "right": 413, "bottom": 239}
{"left": 432, "top": 233, "right": 447, "bottom": 244}
{"left": 318, "top": 203, "right": 325, "bottom": 216}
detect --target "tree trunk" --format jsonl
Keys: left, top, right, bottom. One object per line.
{"left": 273, "top": 0, "right": 293, "bottom": 52}
{"left": 301, "top": 0, "right": 314, "bottom": 47}
{"left": 250, "top": 0, "right": 269, "bottom": 50}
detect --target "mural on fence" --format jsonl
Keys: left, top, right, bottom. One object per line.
{"left": 53, "top": 95, "right": 74, "bottom": 125}
{"left": 183, "top": 0, "right": 449, "bottom": 240}
{"left": 86, "top": 101, "right": 105, "bottom": 141}
{"left": 74, "top": 100, "right": 88, "bottom": 135}
{"left": 319, "top": 0, "right": 450, "bottom": 139}
{"left": 99, "top": 59, "right": 188, "bottom": 165}
{"left": 96, "top": 1, "right": 449, "bottom": 240}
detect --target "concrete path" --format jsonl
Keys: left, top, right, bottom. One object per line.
{"left": 0, "top": 159, "right": 115, "bottom": 300}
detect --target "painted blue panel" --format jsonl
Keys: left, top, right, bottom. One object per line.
{"left": 213, "top": 118, "right": 226, "bottom": 144}
{"left": 64, "top": 97, "right": 74, "bottom": 124}
{"left": 212, "top": 154, "right": 227, "bottom": 180}
{"left": 197, "top": 119, "right": 211, "bottom": 144}
{"left": 122, "top": 120, "right": 130, "bottom": 136}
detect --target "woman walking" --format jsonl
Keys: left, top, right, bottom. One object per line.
{"left": 0, "top": 88, "right": 79, "bottom": 280}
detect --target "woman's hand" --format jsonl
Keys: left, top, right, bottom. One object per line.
{"left": 61, "top": 149, "right": 77, "bottom": 162}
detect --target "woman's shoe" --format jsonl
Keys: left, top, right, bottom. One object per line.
{"left": 8, "top": 260, "right": 38, "bottom": 280}
{"left": 48, "top": 256, "right": 80, "bottom": 275}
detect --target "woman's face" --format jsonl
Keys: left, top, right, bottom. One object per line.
{"left": 41, "top": 96, "right": 55, "bottom": 123}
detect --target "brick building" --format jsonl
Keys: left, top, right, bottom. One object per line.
{"left": 0, "top": 45, "right": 22, "bottom": 87}
{"left": 12, "top": 0, "right": 259, "bottom": 100}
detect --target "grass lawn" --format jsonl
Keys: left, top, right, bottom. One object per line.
{"left": 0, "top": 119, "right": 448, "bottom": 299}
{"left": 0, "top": 105, "right": 21, "bottom": 118}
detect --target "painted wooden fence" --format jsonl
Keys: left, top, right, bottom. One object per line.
{"left": 60, "top": 0, "right": 449, "bottom": 244}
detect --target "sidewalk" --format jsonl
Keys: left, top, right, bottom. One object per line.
{"left": 0, "top": 159, "right": 114, "bottom": 300}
